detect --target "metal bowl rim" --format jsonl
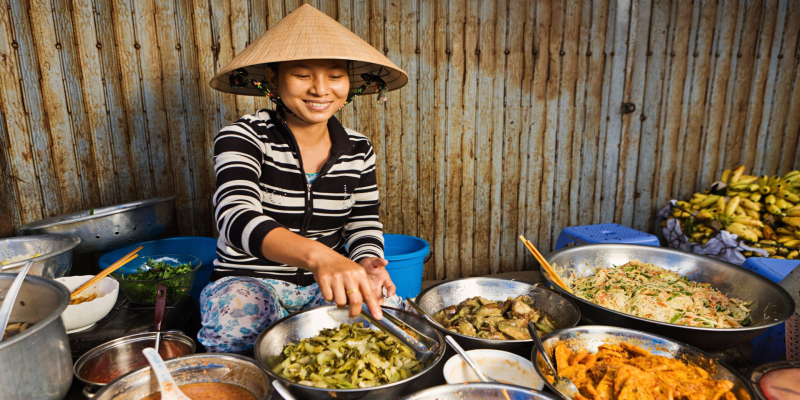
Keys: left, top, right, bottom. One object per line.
{"left": 108, "top": 254, "right": 203, "bottom": 282}
{"left": 543, "top": 243, "right": 796, "bottom": 332}
{"left": 400, "top": 382, "right": 561, "bottom": 400}
{"left": 73, "top": 330, "right": 196, "bottom": 387}
{"left": 415, "top": 277, "right": 582, "bottom": 344}
{"left": 530, "top": 324, "right": 757, "bottom": 400}
{"left": 16, "top": 195, "right": 177, "bottom": 231}
{"left": 93, "top": 352, "right": 269, "bottom": 397}
{"left": 0, "top": 273, "right": 70, "bottom": 350}
{"left": 747, "top": 360, "right": 800, "bottom": 399}
{"left": 0, "top": 234, "right": 81, "bottom": 272}
{"left": 254, "top": 305, "right": 447, "bottom": 394}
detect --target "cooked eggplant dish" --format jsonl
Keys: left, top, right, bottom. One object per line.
{"left": 274, "top": 322, "right": 422, "bottom": 389}
{"left": 433, "top": 295, "right": 557, "bottom": 340}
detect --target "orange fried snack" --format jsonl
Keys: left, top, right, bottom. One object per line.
{"left": 549, "top": 343, "right": 741, "bottom": 400}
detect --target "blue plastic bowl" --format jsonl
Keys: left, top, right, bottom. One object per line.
{"left": 98, "top": 237, "right": 217, "bottom": 302}
{"left": 383, "top": 234, "right": 430, "bottom": 299}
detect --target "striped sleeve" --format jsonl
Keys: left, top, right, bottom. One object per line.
{"left": 344, "top": 142, "right": 384, "bottom": 262}
{"left": 213, "top": 119, "right": 284, "bottom": 260}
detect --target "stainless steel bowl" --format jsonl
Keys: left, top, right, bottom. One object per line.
{"left": 531, "top": 326, "right": 757, "bottom": 400}
{"left": 415, "top": 278, "right": 581, "bottom": 351}
{"left": 92, "top": 353, "right": 272, "bottom": 400}
{"left": 74, "top": 330, "right": 196, "bottom": 396}
{"left": 544, "top": 244, "right": 796, "bottom": 351}
{"left": 0, "top": 234, "right": 80, "bottom": 278}
{"left": 16, "top": 196, "right": 176, "bottom": 254}
{"left": 400, "top": 383, "right": 561, "bottom": 400}
{"left": 0, "top": 273, "right": 73, "bottom": 400}
{"left": 255, "top": 306, "right": 446, "bottom": 400}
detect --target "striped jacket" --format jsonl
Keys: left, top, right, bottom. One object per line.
{"left": 212, "top": 109, "right": 384, "bottom": 285}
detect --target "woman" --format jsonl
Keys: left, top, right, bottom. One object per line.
{"left": 201, "top": 4, "right": 409, "bottom": 353}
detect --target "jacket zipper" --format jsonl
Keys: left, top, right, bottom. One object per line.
{"left": 278, "top": 119, "right": 344, "bottom": 237}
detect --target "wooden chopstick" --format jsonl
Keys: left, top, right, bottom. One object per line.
{"left": 518, "top": 236, "right": 571, "bottom": 293}
{"left": 70, "top": 246, "right": 143, "bottom": 299}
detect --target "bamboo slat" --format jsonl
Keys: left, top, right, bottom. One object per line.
{"left": 459, "top": 0, "right": 478, "bottom": 278}
{"left": 473, "top": 0, "right": 497, "bottom": 276}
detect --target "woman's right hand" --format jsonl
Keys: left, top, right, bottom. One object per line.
{"left": 260, "top": 228, "right": 383, "bottom": 319}
{"left": 311, "top": 251, "right": 383, "bottom": 319}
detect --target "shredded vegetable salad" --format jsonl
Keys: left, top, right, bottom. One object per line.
{"left": 565, "top": 260, "right": 751, "bottom": 328}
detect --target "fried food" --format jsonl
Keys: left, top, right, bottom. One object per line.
{"left": 3, "top": 322, "right": 31, "bottom": 340}
{"left": 433, "top": 295, "right": 557, "bottom": 340}
{"left": 70, "top": 292, "right": 99, "bottom": 305}
{"left": 548, "top": 342, "right": 742, "bottom": 400}
{"left": 274, "top": 322, "right": 422, "bottom": 389}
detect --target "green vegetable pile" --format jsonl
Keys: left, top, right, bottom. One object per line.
{"left": 274, "top": 323, "right": 422, "bottom": 389}
{"left": 116, "top": 258, "right": 195, "bottom": 303}
{"left": 122, "top": 258, "right": 193, "bottom": 281}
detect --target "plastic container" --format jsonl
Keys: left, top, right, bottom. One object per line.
{"left": 98, "top": 237, "right": 217, "bottom": 302}
{"left": 555, "top": 223, "right": 660, "bottom": 250}
{"left": 110, "top": 254, "right": 200, "bottom": 305}
{"left": 383, "top": 234, "right": 430, "bottom": 299}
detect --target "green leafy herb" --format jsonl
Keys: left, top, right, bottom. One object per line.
{"left": 117, "top": 258, "right": 195, "bottom": 304}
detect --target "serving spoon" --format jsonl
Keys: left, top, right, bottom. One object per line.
{"left": 0, "top": 260, "right": 34, "bottom": 343}
{"left": 528, "top": 322, "right": 579, "bottom": 398}
{"left": 444, "top": 335, "right": 496, "bottom": 383}
{"left": 142, "top": 347, "right": 190, "bottom": 400}
{"left": 271, "top": 381, "right": 298, "bottom": 400}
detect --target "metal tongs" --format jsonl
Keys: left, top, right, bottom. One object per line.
{"left": 360, "top": 304, "right": 439, "bottom": 363}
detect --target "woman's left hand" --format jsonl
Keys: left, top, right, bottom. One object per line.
{"left": 358, "top": 257, "right": 396, "bottom": 305}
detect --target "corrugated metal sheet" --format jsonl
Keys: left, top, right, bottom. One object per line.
{"left": 1, "top": 0, "right": 798, "bottom": 280}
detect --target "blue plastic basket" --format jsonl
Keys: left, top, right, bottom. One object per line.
{"left": 98, "top": 236, "right": 218, "bottom": 302}
{"left": 383, "top": 234, "right": 430, "bottom": 299}
{"left": 742, "top": 257, "right": 799, "bottom": 364}
{"left": 555, "top": 223, "right": 660, "bottom": 250}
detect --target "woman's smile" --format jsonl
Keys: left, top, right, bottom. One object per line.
{"left": 303, "top": 100, "right": 333, "bottom": 111}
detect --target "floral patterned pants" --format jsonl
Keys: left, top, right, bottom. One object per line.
{"left": 198, "top": 276, "right": 403, "bottom": 353}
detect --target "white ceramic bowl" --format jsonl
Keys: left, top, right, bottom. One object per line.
{"left": 56, "top": 275, "right": 119, "bottom": 331}
{"left": 443, "top": 349, "right": 544, "bottom": 390}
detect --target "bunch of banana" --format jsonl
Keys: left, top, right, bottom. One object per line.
{"left": 670, "top": 166, "right": 800, "bottom": 259}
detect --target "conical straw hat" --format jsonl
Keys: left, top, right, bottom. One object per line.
{"left": 210, "top": 4, "right": 408, "bottom": 97}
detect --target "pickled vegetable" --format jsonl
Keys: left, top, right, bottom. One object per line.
{"left": 274, "top": 323, "right": 422, "bottom": 389}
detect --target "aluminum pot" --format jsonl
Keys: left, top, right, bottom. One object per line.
{"left": 92, "top": 353, "right": 272, "bottom": 400}
{"left": 543, "top": 244, "right": 796, "bottom": 351}
{"left": 415, "top": 277, "right": 581, "bottom": 351}
{"left": 0, "top": 273, "right": 72, "bottom": 400}
{"left": 16, "top": 195, "right": 176, "bottom": 254}
{"left": 255, "top": 306, "right": 446, "bottom": 400}
{"left": 531, "top": 325, "right": 756, "bottom": 400}
{"left": 74, "top": 331, "right": 196, "bottom": 397}
{"left": 0, "top": 234, "right": 81, "bottom": 279}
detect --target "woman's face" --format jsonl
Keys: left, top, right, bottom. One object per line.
{"left": 273, "top": 59, "right": 349, "bottom": 125}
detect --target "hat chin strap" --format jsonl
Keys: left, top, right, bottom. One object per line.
{"left": 229, "top": 68, "right": 390, "bottom": 119}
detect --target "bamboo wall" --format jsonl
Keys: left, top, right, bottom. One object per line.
{"left": 1, "top": 0, "right": 799, "bottom": 280}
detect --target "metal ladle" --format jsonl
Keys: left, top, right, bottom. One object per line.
{"left": 444, "top": 335, "right": 496, "bottom": 383}
{"left": 0, "top": 260, "right": 34, "bottom": 343}
{"left": 528, "top": 322, "right": 579, "bottom": 398}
